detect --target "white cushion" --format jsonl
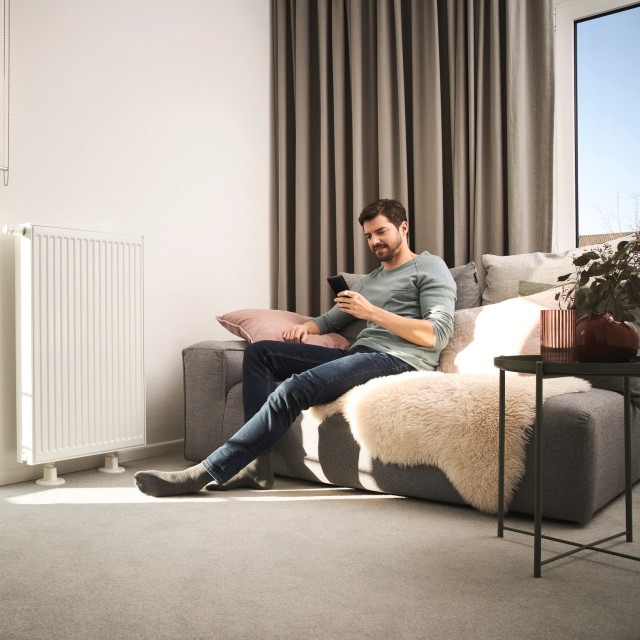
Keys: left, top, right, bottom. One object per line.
{"left": 437, "top": 288, "right": 560, "bottom": 374}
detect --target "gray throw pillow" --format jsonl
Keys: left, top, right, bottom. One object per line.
{"left": 450, "top": 261, "right": 481, "bottom": 309}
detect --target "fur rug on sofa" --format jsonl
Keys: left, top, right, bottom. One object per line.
{"left": 308, "top": 371, "right": 591, "bottom": 513}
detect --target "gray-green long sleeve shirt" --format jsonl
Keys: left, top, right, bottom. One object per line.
{"left": 311, "top": 252, "right": 456, "bottom": 371}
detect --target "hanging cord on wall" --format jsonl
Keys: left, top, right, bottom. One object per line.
{"left": 1, "top": 0, "right": 9, "bottom": 187}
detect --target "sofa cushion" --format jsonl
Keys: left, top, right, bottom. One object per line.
{"left": 482, "top": 251, "right": 576, "bottom": 305}
{"left": 437, "top": 287, "right": 560, "bottom": 374}
{"left": 216, "top": 309, "right": 351, "bottom": 350}
{"left": 481, "top": 234, "right": 635, "bottom": 305}
{"left": 449, "top": 261, "right": 482, "bottom": 309}
{"left": 517, "top": 280, "right": 558, "bottom": 296}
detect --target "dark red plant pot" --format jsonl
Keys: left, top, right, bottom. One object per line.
{"left": 575, "top": 313, "right": 639, "bottom": 363}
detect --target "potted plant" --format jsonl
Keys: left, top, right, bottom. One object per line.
{"left": 556, "top": 232, "right": 640, "bottom": 362}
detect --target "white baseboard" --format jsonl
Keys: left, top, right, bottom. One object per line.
{"left": 0, "top": 439, "right": 184, "bottom": 487}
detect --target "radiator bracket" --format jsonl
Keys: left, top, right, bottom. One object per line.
{"left": 35, "top": 463, "right": 65, "bottom": 486}
{"left": 98, "top": 453, "right": 125, "bottom": 474}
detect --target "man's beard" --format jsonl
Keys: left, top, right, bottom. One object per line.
{"left": 372, "top": 234, "right": 402, "bottom": 262}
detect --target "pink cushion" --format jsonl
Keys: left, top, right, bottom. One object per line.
{"left": 216, "top": 309, "right": 351, "bottom": 350}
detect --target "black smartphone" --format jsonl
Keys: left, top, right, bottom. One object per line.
{"left": 327, "top": 274, "right": 349, "bottom": 296}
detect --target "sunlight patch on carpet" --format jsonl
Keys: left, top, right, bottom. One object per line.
{"left": 5, "top": 487, "right": 406, "bottom": 505}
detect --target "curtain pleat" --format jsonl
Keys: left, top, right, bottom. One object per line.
{"left": 505, "top": 0, "right": 555, "bottom": 255}
{"left": 273, "top": 0, "right": 554, "bottom": 316}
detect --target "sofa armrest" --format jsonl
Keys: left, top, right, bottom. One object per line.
{"left": 182, "top": 340, "right": 247, "bottom": 461}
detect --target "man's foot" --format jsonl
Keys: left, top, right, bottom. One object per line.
{"left": 134, "top": 463, "right": 212, "bottom": 497}
{"left": 206, "top": 453, "right": 274, "bottom": 491}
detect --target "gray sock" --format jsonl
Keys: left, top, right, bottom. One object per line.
{"left": 206, "top": 452, "right": 274, "bottom": 491}
{"left": 134, "top": 463, "right": 212, "bottom": 497}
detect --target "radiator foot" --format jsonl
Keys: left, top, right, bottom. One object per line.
{"left": 98, "top": 453, "right": 125, "bottom": 474}
{"left": 36, "top": 463, "right": 65, "bottom": 486}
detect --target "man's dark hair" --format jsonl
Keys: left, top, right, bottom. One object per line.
{"left": 358, "top": 199, "right": 407, "bottom": 228}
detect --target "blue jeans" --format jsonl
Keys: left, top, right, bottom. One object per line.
{"left": 201, "top": 340, "right": 415, "bottom": 484}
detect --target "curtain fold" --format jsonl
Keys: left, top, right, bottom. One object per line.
{"left": 273, "top": 0, "right": 554, "bottom": 316}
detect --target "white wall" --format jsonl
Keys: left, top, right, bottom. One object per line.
{"left": 0, "top": 0, "right": 272, "bottom": 484}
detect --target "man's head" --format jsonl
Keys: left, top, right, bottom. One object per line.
{"left": 358, "top": 199, "right": 410, "bottom": 265}
{"left": 358, "top": 199, "right": 407, "bottom": 229}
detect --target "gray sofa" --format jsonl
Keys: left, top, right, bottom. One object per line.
{"left": 183, "top": 254, "right": 640, "bottom": 524}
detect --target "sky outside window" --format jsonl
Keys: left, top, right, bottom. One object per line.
{"left": 576, "top": 4, "right": 640, "bottom": 237}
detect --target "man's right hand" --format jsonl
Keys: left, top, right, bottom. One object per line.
{"left": 282, "top": 323, "right": 311, "bottom": 343}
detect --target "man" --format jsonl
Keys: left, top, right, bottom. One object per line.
{"left": 135, "top": 199, "right": 456, "bottom": 497}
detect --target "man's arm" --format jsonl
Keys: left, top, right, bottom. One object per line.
{"left": 334, "top": 291, "right": 436, "bottom": 347}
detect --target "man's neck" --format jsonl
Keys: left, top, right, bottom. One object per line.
{"left": 381, "top": 247, "right": 418, "bottom": 270}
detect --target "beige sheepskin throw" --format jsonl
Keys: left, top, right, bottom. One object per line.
{"left": 308, "top": 371, "right": 590, "bottom": 514}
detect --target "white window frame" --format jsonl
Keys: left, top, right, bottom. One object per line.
{"left": 553, "top": 0, "right": 639, "bottom": 251}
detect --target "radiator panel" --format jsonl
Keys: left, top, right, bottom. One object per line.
{"left": 16, "top": 225, "right": 145, "bottom": 465}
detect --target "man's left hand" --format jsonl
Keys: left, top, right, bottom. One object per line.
{"left": 335, "top": 291, "right": 376, "bottom": 320}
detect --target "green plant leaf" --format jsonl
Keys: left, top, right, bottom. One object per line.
{"left": 563, "top": 234, "right": 640, "bottom": 319}
{"left": 573, "top": 253, "right": 596, "bottom": 267}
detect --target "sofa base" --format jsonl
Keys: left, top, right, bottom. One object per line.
{"left": 183, "top": 341, "right": 640, "bottom": 524}
{"left": 268, "top": 389, "right": 640, "bottom": 524}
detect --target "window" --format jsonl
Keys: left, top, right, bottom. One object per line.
{"left": 554, "top": 0, "right": 640, "bottom": 250}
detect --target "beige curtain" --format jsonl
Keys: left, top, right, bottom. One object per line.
{"left": 273, "top": 0, "right": 554, "bottom": 316}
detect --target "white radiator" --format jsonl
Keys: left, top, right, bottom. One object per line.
{"left": 9, "top": 224, "right": 145, "bottom": 466}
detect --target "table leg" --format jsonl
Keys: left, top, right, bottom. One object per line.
{"left": 498, "top": 369, "right": 506, "bottom": 538}
{"left": 624, "top": 377, "right": 633, "bottom": 543}
{"left": 534, "top": 361, "right": 544, "bottom": 578}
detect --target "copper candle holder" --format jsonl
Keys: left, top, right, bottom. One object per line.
{"left": 540, "top": 309, "right": 576, "bottom": 363}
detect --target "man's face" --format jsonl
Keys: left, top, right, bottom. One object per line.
{"left": 363, "top": 214, "right": 407, "bottom": 263}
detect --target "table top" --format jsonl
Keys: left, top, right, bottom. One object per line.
{"left": 494, "top": 354, "right": 640, "bottom": 377}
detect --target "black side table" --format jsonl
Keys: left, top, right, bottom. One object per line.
{"left": 494, "top": 354, "right": 640, "bottom": 577}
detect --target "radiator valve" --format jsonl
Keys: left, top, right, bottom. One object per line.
{"left": 2, "top": 224, "right": 29, "bottom": 237}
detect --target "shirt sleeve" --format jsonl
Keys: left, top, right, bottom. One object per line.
{"left": 310, "top": 274, "right": 370, "bottom": 334}
{"left": 310, "top": 304, "right": 355, "bottom": 334}
{"left": 419, "top": 258, "right": 456, "bottom": 351}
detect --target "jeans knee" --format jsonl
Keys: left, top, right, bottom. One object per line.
{"left": 243, "top": 341, "right": 271, "bottom": 370}
{"left": 271, "top": 372, "right": 315, "bottom": 412}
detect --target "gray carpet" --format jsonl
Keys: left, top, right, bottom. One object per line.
{"left": 1, "top": 452, "right": 639, "bottom": 640}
